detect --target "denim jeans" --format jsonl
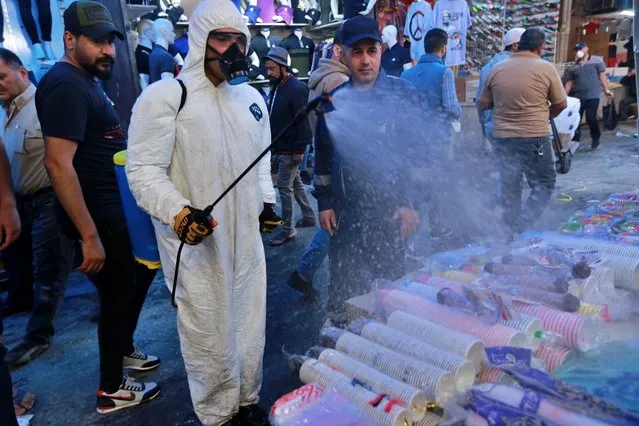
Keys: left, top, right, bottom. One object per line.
{"left": 1, "top": 190, "right": 74, "bottom": 344}
{"left": 297, "top": 228, "right": 330, "bottom": 281}
{"left": 274, "top": 154, "right": 315, "bottom": 234}
{"left": 493, "top": 137, "right": 556, "bottom": 233}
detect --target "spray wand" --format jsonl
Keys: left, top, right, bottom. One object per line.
{"left": 170, "top": 93, "right": 334, "bottom": 307}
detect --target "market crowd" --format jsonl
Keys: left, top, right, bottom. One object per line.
{"left": 0, "top": 0, "right": 616, "bottom": 425}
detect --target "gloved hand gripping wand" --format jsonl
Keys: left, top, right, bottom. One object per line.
{"left": 171, "top": 93, "right": 334, "bottom": 307}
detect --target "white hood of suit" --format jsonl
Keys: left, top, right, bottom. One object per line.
{"left": 179, "top": 0, "right": 251, "bottom": 90}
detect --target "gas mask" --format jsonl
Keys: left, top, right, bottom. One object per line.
{"left": 206, "top": 42, "right": 250, "bottom": 85}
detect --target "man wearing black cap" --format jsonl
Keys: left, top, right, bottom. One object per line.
{"left": 313, "top": 16, "right": 428, "bottom": 319}
{"left": 563, "top": 41, "right": 613, "bottom": 149}
{"left": 264, "top": 46, "right": 316, "bottom": 246}
{"left": 35, "top": 1, "right": 160, "bottom": 413}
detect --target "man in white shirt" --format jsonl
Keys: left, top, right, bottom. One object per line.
{"left": 0, "top": 48, "right": 74, "bottom": 370}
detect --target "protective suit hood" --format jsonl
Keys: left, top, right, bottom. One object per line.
{"left": 180, "top": 0, "right": 251, "bottom": 89}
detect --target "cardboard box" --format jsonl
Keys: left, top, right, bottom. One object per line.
{"left": 455, "top": 75, "right": 479, "bottom": 102}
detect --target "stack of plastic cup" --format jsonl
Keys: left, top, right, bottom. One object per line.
{"left": 534, "top": 345, "right": 575, "bottom": 373}
{"left": 571, "top": 266, "right": 620, "bottom": 305}
{"left": 499, "top": 315, "right": 544, "bottom": 350}
{"left": 399, "top": 282, "right": 440, "bottom": 303}
{"left": 299, "top": 359, "right": 411, "bottom": 426}
{"left": 334, "top": 331, "right": 456, "bottom": 404}
{"left": 440, "top": 270, "right": 477, "bottom": 283}
{"left": 600, "top": 255, "right": 639, "bottom": 291}
{"left": 386, "top": 311, "right": 484, "bottom": 371}
{"left": 520, "top": 232, "right": 639, "bottom": 257}
{"left": 415, "top": 275, "right": 465, "bottom": 293}
{"left": 317, "top": 348, "right": 428, "bottom": 416}
{"left": 360, "top": 322, "right": 476, "bottom": 391}
{"left": 477, "top": 367, "right": 515, "bottom": 385}
{"left": 378, "top": 290, "right": 529, "bottom": 349}
{"left": 415, "top": 412, "right": 442, "bottom": 426}
{"left": 512, "top": 301, "right": 598, "bottom": 351}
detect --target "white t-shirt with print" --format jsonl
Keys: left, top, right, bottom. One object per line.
{"left": 433, "top": 0, "right": 472, "bottom": 66}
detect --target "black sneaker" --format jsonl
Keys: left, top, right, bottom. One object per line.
{"left": 231, "top": 404, "right": 270, "bottom": 426}
{"left": 6, "top": 341, "right": 50, "bottom": 370}
{"left": 96, "top": 376, "right": 160, "bottom": 414}
{"left": 429, "top": 227, "right": 454, "bottom": 241}
{"left": 591, "top": 138, "right": 600, "bottom": 149}
{"left": 287, "top": 271, "right": 318, "bottom": 301}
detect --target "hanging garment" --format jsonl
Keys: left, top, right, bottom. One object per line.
{"left": 404, "top": 1, "right": 433, "bottom": 61}
{"left": 17, "top": 0, "right": 52, "bottom": 44}
{"left": 257, "top": 0, "right": 277, "bottom": 23}
{"left": 433, "top": 0, "right": 472, "bottom": 67}
{"left": 280, "top": 34, "right": 315, "bottom": 77}
{"left": 126, "top": 0, "right": 274, "bottom": 424}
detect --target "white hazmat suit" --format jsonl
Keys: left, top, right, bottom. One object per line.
{"left": 126, "top": 0, "right": 275, "bottom": 424}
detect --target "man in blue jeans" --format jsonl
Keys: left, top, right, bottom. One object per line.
{"left": 478, "top": 28, "right": 567, "bottom": 233}
{"left": 0, "top": 49, "right": 74, "bottom": 370}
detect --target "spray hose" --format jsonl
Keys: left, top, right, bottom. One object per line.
{"left": 170, "top": 93, "right": 334, "bottom": 307}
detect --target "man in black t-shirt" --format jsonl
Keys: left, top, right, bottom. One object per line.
{"left": 35, "top": 1, "right": 160, "bottom": 414}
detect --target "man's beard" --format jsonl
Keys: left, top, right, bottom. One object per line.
{"left": 269, "top": 75, "right": 283, "bottom": 86}
{"left": 82, "top": 56, "right": 115, "bottom": 80}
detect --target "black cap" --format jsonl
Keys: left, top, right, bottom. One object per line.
{"left": 574, "top": 41, "right": 587, "bottom": 50}
{"left": 340, "top": 16, "right": 381, "bottom": 47}
{"left": 64, "top": 1, "right": 124, "bottom": 41}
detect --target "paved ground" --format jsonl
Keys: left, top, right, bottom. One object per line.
{"left": 3, "top": 122, "right": 639, "bottom": 425}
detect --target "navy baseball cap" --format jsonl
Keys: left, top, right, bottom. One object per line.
{"left": 340, "top": 16, "right": 381, "bottom": 47}
{"left": 64, "top": 1, "right": 124, "bottom": 40}
{"left": 574, "top": 41, "right": 587, "bottom": 50}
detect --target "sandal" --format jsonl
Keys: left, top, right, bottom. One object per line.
{"left": 13, "top": 387, "right": 36, "bottom": 417}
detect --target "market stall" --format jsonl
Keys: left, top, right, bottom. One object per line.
{"left": 269, "top": 190, "right": 639, "bottom": 425}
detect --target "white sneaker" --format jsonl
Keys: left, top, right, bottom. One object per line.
{"left": 123, "top": 347, "right": 160, "bottom": 371}
{"left": 96, "top": 376, "right": 160, "bottom": 414}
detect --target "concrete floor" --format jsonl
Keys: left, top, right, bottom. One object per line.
{"left": 4, "top": 122, "right": 639, "bottom": 425}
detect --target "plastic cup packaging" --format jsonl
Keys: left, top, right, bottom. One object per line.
{"left": 477, "top": 368, "right": 516, "bottom": 385}
{"left": 359, "top": 322, "right": 476, "bottom": 391}
{"left": 534, "top": 345, "right": 575, "bottom": 373}
{"left": 317, "top": 348, "right": 429, "bottom": 417}
{"left": 386, "top": 311, "right": 485, "bottom": 372}
{"left": 299, "top": 359, "right": 411, "bottom": 426}
{"left": 499, "top": 315, "right": 544, "bottom": 351}
{"left": 600, "top": 255, "right": 639, "bottom": 291}
{"left": 334, "top": 331, "right": 456, "bottom": 404}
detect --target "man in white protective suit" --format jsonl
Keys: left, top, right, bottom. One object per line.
{"left": 125, "top": 0, "right": 275, "bottom": 424}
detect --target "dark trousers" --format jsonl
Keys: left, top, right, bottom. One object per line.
{"left": 619, "top": 95, "right": 637, "bottom": 120}
{"left": 0, "top": 301, "right": 18, "bottom": 426}
{"left": 574, "top": 98, "right": 601, "bottom": 142}
{"left": 494, "top": 137, "right": 556, "bottom": 233}
{"left": 17, "top": 0, "right": 52, "bottom": 43}
{"left": 1, "top": 190, "right": 74, "bottom": 343}
{"left": 86, "top": 224, "right": 156, "bottom": 393}
{"left": 327, "top": 206, "right": 405, "bottom": 313}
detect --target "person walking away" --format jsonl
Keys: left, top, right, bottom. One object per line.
{"left": 126, "top": 0, "right": 275, "bottom": 424}
{"left": 36, "top": 1, "right": 160, "bottom": 414}
{"left": 475, "top": 27, "right": 525, "bottom": 204}
{"left": 265, "top": 46, "right": 316, "bottom": 246}
{"left": 563, "top": 41, "right": 613, "bottom": 149}
{"left": 0, "top": 49, "right": 74, "bottom": 370}
{"left": 619, "top": 68, "right": 636, "bottom": 121}
{"left": 287, "top": 29, "right": 349, "bottom": 298}
{"left": 478, "top": 28, "right": 567, "bottom": 235}
{"left": 401, "top": 28, "right": 461, "bottom": 240}
{"left": 0, "top": 131, "right": 22, "bottom": 426}
{"left": 314, "top": 16, "right": 428, "bottom": 321}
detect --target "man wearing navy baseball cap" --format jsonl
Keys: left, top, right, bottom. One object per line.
{"left": 313, "top": 16, "right": 433, "bottom": 321}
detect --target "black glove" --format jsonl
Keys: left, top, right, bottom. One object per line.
{"left": 174, "top": 206, "right": 217, "bottom": 245}
{"left": 259, "top": 203, "right": 282, "bottom": 233}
